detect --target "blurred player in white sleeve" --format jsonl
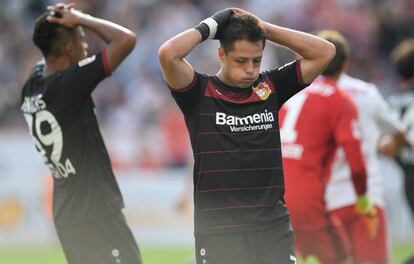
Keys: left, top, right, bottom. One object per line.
{"left": 387, "top": 39, "right": 414, "bottom": 218}
{"left": 385, "top": 40, "right": 414, "bottom": 264}
{"left": 320, "top": 30, "right": 406, "bottom": 264}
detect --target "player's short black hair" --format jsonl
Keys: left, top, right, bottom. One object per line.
{"left": 33, "top": 11, "right": 76, "bottom": 58}
{"left": 391, "top": 39, "right": 414, "bottom": 80}
{"left": 219, "top": 13, "right": 265, "bottom": 54}
{"left": 317, "top": 30, "right": 349, "bottom": 77}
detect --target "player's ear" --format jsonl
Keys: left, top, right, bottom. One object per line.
{"left": 64, "top": 42, "right": 77, "bottom": 63}
{"left": 218, "top": 47, "right": 225, "bottom": 63}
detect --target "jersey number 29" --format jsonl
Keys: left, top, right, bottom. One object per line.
{"left": 24, "top": 110, "right": 76, "bottom": 179}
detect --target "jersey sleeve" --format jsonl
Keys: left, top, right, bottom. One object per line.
{"left": 333, "top": 93, "right": 361, "bottom": 144}
{"left": 56, "top": 50, "right": 110, "bottom": 104}
{"left": 265, "top": 59, "right": 309, "bottom": 107}
{"left": 371, "top": 86, "right": 404, "bottom": 133}
{"left": 169, "top": 72, "right": 205, "bottom": 117}
{"left": 333, "top": 93, "right": 367, "bottom": 195}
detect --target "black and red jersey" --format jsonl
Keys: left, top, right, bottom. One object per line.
{"left": 170, "top": 60, "right": 308, "bottom": 236}
{"left": 20, "top": 51, "right": 124, "bottom": 227}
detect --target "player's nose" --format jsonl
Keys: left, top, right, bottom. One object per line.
{"left": 245, "top": 61, "right": 254, "bottom": 74}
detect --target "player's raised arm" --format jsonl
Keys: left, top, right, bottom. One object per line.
{"left": 234, "top": 8, "right": 335, "bottom": 85}
{"left": 46, "top": 3, "right": 136, "bottom": 73}
{"left": 158, "top": 9, "right": 233, "bottom": 90}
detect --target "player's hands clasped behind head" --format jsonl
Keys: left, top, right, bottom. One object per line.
{"left": 195, "top": 8, "right": 268, "bottom": 42}
{"left": 46, "top": 3, "right": 87, "bottom": 29}
{"left": 232, "top": 8, "right": 263, "bottom": 25}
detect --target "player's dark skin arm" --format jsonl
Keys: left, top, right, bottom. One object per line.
{"left": 234, "top": 8, "right": 336, "bottom": 85}
{"left": 47, "top": 3, "right": 136, "bottom": 73}
{"left": 158, "top": 29, "right": 201, "bottom": 90}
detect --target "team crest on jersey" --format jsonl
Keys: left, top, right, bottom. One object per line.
{"left": 253, "top": 82, "right": 271, "bottom": 100}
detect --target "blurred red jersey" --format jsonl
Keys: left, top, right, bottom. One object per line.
{"left": 279, "top": 76, "right": 365, "bottom": 231}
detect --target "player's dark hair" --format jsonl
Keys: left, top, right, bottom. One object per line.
{"left": 33, "top": 11, "right": 76, "bottom": 58}
{"left": 317, "top": 30, "right": 349, "bottom": 77}
{"left": 219, "top": 13, "right": 265, "bottom": 54}
{"left": 391, "top": 39, "right": 414, "bottom": 80}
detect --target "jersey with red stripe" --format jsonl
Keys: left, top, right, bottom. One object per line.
{"left": 170, "top": 60, "right": 308, "bottom": 236}
{"left": 280, "top": 76, "right": 364, "bottom": 231}
{"left": 21, "top": 51, "right": 124, "bottom": 227}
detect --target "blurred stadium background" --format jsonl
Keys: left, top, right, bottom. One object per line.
{"left": 0, "top": 0, "right": 413, "bottom": 263}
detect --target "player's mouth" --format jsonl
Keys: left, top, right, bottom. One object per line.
{"left": 242, "top": 77, "right": 256, "bottom": 83}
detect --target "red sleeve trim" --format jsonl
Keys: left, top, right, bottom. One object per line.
{"left": 102, "top": 49, "right": 111, "bottom": 76}
{"left": 295, "top": 59, "right": 307, "bottom": 87}
{"left": 168, "top": 72, "right": 197, "bottom": 93}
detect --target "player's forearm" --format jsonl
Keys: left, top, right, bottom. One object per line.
{"left": 77, "top": 15, "right": 136, "bottom": 52}
{"left": 159, "top": 29, "right": 202, "bottom": 64}
{"left": 158, "top": 29, "right": 201, "bottom": 89}
{"left": 342, "top": 142, "right": 368, "bottom": 196}
{"left": 263, "top": 23, "right": 334, "bottom": 84}
{"left": 262, "top": 23, "right": 334, "bottom": 62}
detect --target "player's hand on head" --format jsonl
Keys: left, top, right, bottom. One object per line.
{"left": 46, "top": 3, "right": 87, "bottom": 28}
{"left": 232, "top": 8, "right": 265, "bottom": 35}
{"left": 232, "top": 8, "right": 260, "bottom": 20}
{"left": 195, "top": 8, "right": 234, "bottom": 41}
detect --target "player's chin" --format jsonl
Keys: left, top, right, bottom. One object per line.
{"left": 239, "top": 78, "right": 256, "bottom": 88}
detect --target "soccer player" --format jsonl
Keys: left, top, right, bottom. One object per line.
{"left": 387, "top": 39, "right": 414, "bottom": 217}
{"left": 158, "top": 7, "right": 335, "bottom": 264}
{"left": 20, "top": 3, "right": 141, "bottom": 264}
{"left": 280, "top": 33, "right": 376, "bottom": 264}
{"left": 319, "top": 31, "right": 406, "bottom": 264}
{"left": 385, "top": 38, "right": 414, "bottom": 264}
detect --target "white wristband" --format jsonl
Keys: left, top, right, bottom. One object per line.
{"left": 201, "top": 17, "right": 218, "bottom": 39}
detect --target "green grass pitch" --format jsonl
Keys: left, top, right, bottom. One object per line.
{"left": 0, "top": 244, "right": 413, "bottom": 264}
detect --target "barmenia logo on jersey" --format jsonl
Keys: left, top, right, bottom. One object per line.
{"left": 253, "top": 82, "right": 271, "bottom": 100}
{"left": 216, "top": 110, "right": 274, "bottom": 132}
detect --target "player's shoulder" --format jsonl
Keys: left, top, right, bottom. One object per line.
{"left": 170, "top": 71, "right": 210, "bottom": 95}
{"left": 196, "top": 71, "right": 212, "bottom": 80}
{"left": 22, "top": 60, "right": 45, "bottom": 92}
{"left": 261, "top": 60, "right": 298, "bottom": 77}
{"left": 306, "top": 76, "right": 339, "bottom": 97}
{"left": 338, "top": 74, "right": 379, "bottom": 94}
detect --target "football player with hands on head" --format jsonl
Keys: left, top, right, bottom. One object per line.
{"left": 159, "top": 7, "right": 335, "bottom": 264}
{"left": 21, "top": 3, "right": 141, "bottom": 264}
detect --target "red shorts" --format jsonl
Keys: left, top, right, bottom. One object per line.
{"left": 294, "top": 214, "right": 351, "bottom": 264}
{"left": 331, "top": 205, "right": 389, "bottom": 263}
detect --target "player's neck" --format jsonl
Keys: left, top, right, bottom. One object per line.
{"left": 43, "top": 56, "right": 72, "bottom": 77}
{"left": 324, "top": 72, "right": 341, "bottom": 83}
